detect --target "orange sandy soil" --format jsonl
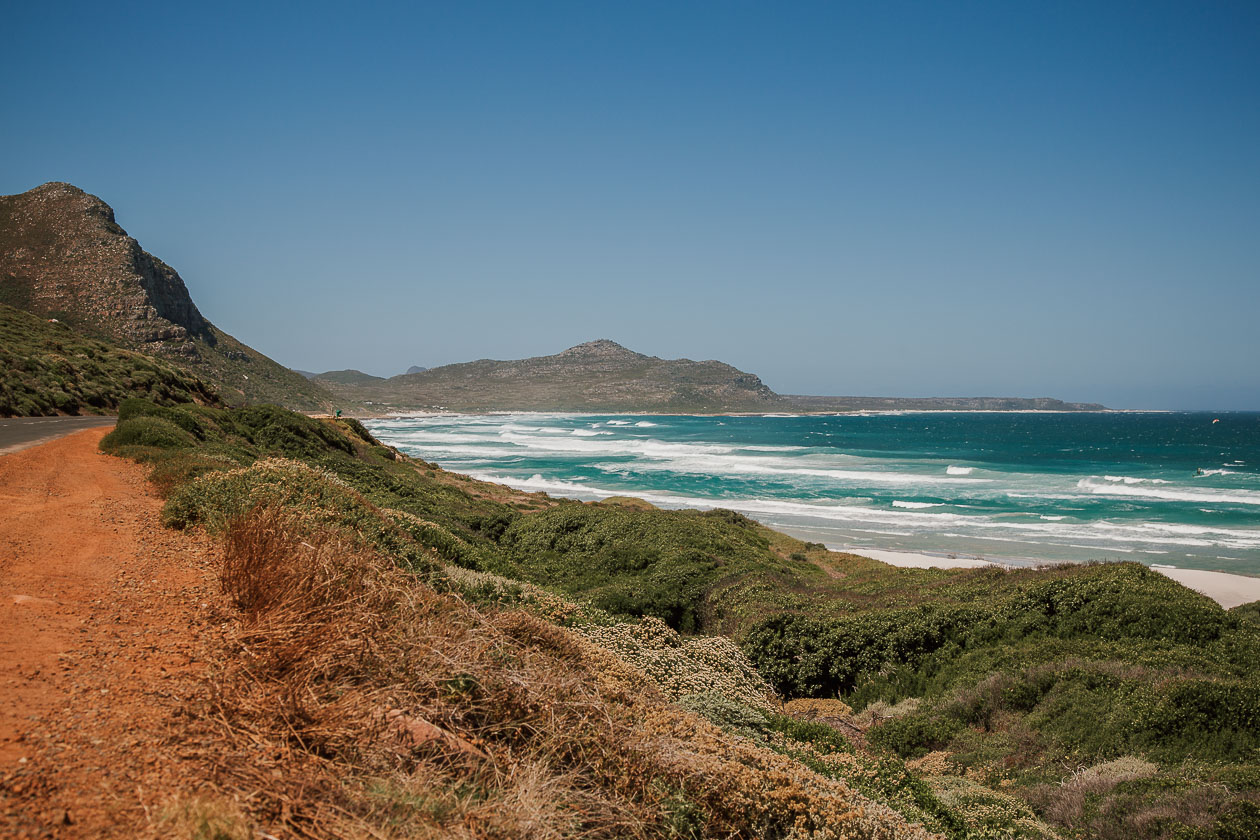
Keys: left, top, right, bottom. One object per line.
{"left": 0, "top": 429, "right": 225, "bottom": 838}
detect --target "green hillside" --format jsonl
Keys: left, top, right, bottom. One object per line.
{"left": 0, "top": 303, "right": 219, "bottom": 416}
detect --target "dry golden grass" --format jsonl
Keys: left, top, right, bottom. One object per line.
{"left": 156, "top": 795, "right": 252, "bottom": 840}
{"left": 203, "top": 505, "right": 942, "bottom": 839}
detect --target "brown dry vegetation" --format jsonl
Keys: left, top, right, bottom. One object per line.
{"left": 200, "top": 505, "right": 941, "bottom": 839}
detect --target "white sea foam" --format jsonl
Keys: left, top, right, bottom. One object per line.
{"left": 1077, "top": 478, "right": 1260, "bottom": 506}
{"left": 892, "top": 501, "right": 943, "bottom": 509}
{"left": 741, "top": 445, "right": 808, "bottom": 452}
{"left": 571, "top": 429, "right": 612, "bottom": 436}
{"left": 606, "top": 420, "right": 632, "bottom": 425}
{"left": 1041, "top": 515, "right": 1066, "bottom": 521}
{"left": 389, "top": 431, "right": 496, "bottom": 445}
{"left": 1195, "top": 469, "right": 1235, "bottom": 477}
{"left": 635, "top": 421, "right": 658, "bottom": 427}
{"left": 947, "top": 465, "right": 974, "bottom": 475}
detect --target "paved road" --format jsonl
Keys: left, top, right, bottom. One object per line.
{"left": 0, "top": 415, "right": 117, "bottom": 455}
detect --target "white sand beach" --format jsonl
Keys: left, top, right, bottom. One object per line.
{"left": 850, "top": 548, "right": 1260, "bottom": 609}
{"left": 851, "top": 548, "right": 995, "bottom": 570}
{"left": 1150, "top": 567, "right": 1260, "bottom": 610}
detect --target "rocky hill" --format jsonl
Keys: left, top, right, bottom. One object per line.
{"left": 0, "top": 182, "right": 334, "bottom": 411}
{"left": 324, "top": 339, "right": 783, "bottom": 412}
{"left": 320, "top": 339, "right": 1107, "bottom": 414}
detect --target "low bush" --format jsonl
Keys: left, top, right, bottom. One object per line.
{"left": 101, "top": 415, "right": 197, "bottom": 450}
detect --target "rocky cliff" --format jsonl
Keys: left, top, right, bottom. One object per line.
{"left": 0, "top": 183, "right": 334, "bottom": 410}
{"left": 0, "top": 183, "right": 209, "bottom": 349}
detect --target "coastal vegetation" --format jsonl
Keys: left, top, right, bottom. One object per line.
{"left": 95, "top": 396, "right": 1260, "bottom": 839}
{"left": 0, "top": 303, "right": 219, "bottom": 416}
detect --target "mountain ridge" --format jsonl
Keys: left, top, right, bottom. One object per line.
{"left": 319, "top": 339, "right": 1107, "bottom": 414}
{"left": 324, "top": 338, "right": 782, "bottom": 413}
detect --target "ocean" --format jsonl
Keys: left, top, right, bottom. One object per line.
{"left": 364, "top": 412, "right": 1260, "bottom": 576}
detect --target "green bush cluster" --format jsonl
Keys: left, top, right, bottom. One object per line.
{"left": 742, "top": 564, "right": 1244, "bottom": 700}
{"left": 0, "top": 303, "right": 218, "bottom": 416}
{"left": 490, "top": 502, "right": 800, "bottom": 632}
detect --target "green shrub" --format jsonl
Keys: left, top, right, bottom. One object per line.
{"left": 117, "top": 397, "right": 207, "bottom": 438}
{"left": 677, "top": 692, "right": 769, "bottom": 736}
{"left": 101, "top": 415, "right": 196, "bottom": 450}
{"left": 868, "top": 714, "right": 963, "bottom": 759}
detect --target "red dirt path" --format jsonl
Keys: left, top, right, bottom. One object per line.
{"left": 0, "top": 429, "right": 223, "bottom": 837}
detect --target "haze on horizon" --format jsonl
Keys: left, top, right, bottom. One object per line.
{"left": 3, "top": 1, "right": 1257, "bottom": 410}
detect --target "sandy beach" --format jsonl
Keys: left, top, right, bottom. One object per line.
{"left": 854, "top": 547, "right": 1260, "bottom": 609}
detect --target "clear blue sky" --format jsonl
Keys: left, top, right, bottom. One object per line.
{"left": 4, "top": 1, "right": 1258, "bottom": 409}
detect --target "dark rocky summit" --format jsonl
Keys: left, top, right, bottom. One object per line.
{"left": 0, "top": 183, "right": 333, "bottom": 410}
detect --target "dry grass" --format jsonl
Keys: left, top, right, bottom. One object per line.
{"left": 156, "top": 795, "right": 252, "bottom": 840}
{"left": 853, "top": 698, "right": 922, "bottom": 728}
{"left": 204, "top": 505, "right": 943, "bottom": 839}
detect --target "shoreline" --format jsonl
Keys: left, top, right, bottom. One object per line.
{"left": 843, "top": 544, "right": 1260, "bottom": 609}
{"left": 355, "top": 407, "right": 1174, "bottom": 420}
{"left": 361, "top": 416, "right": 1260, "bottom": 611}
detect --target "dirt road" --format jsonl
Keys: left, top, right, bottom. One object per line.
{"left": 0, "top": 429, "right": 222, "bottom": 837}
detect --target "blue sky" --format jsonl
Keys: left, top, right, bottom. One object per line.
{"left": 4, "top": 1, "right": 1258, "bottom": 409}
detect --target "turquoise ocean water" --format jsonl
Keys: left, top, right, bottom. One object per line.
{"left": 365, "top": 412, "right": 1260, "bottom": 576}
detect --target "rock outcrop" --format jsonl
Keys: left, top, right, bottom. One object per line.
{"left": 0, "top": 183, "right": 209, "bottom": 350}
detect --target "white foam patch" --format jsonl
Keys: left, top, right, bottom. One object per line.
{"left": 947, "top": 465, "right": 974, "bottom": 475}
{"left": 892, "top": 501, "right": 943, "bottom": 509}
{"left": 1078, "top": 478, "right": 1260, "bottom": 506}
{"left": 571, "top": 429, "right": 612, "bottom": 436}
{"left": 635, "top": 421, "right": 658, "bottom": 427}
{"left": 741, "top": 445, "right": 808, "bottom": 452}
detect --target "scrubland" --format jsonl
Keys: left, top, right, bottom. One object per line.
{"left": 98, "top": 398, "right": 1260, "bottom": 839}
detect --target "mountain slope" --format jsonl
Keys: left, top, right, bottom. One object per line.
{"left": 322, "top": 339, "right": 782, "bottom": 412}
{"left": 0, "top": 302, "right": 220, "bottom": 416}
{"left": 0, "top": 182, "right": 334, "bottom": 411}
